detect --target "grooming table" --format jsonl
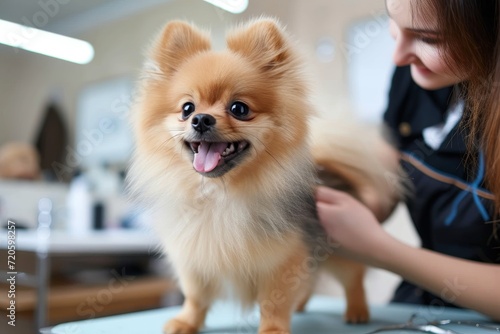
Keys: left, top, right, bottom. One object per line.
{"left": 46, "top": 295, "right": 497, "bottom": 334}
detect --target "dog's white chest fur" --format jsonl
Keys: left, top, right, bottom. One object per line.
{"left": 154, "top": 187, "right": 296, "bottom": 282}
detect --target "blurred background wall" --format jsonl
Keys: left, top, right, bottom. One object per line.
{"left": 0, "top": 0, "right": 393, "bottom": 146}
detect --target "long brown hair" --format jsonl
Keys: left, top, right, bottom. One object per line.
{"left": 411, "top": 0, "right": 500, "bottom": 214}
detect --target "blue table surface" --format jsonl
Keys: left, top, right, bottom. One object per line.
{"left": 49, "top": 295, "right": 497, "bottom": 334}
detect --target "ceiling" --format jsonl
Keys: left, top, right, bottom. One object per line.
{"left": 0, "top": 0, "right": 175, "bottom": 54}
{"left": 0, "top": 0, "right": 118, "bottom": 28}
{"left": 1, "top": 0, "right": 177, "bottom": 34}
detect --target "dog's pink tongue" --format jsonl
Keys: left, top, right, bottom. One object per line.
{"left": 193, "top": 142, "right": 227, "bottom": 173}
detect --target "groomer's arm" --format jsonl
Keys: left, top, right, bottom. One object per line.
{"left": 316, "top": 186, "right": 500, "bottom": 321}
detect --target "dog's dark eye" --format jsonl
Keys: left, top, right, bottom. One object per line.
{"left": 229, "top": 101, "right": 250, "bottom": 120}
{"left": 182, "top": 102, "right": 195, "bottom": 119}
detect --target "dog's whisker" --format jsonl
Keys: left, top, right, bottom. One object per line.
{"left": 166, "top": 127, "right": 186, "bottom": 132}
{"left": 245, "top": 133, "right": 286, "bottom": 172}
{"left": 152, "top": 133, "right": 184, "bottom": 155}
{"left": 239, "top": 125, "right": 274, "bottom": 130}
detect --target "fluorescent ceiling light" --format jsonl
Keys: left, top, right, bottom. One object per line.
{"left": 203, "top": 0, "right": 248, "bottom": 14}
{"left": 0, "top": 19, "right": 94, "bottom": 64}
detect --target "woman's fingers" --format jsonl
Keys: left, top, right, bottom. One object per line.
{"left": 316, "top": 201, "right": 330, "bottom": 216}
{"left": 315, "top": 185, "right": 348, "bottom": 204}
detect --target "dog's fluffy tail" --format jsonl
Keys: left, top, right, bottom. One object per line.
{"left": 310, "top": 117, "right": 407, "bottom": 222}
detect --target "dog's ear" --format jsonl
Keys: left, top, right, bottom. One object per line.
{"left": 151, "top": 21, "right": 211, "bottom": 76}
{"left": 226, "top": 18, "right": 295, "bottom": 77}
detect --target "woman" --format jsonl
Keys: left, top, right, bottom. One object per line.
{"left": 316, "top": 0, "right": 500, "bottom": 320}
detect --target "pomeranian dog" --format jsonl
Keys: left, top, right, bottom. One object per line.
{"left": 128, "top": 18, "right": 400, "bottom": 334}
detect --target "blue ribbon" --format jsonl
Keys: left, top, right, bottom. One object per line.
{"left": 445, "top": 151, "right": 490, "bottom": 226}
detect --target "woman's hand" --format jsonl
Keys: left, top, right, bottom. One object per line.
{"left": 315, "top": 186, "right": 392, "bottom": 265}
{"left": 316, "top": 186, "right": 500, "bottom": 321}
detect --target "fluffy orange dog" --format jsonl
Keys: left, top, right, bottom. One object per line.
{"left": 129, "top": 18, "right": 400, "bottom": 334}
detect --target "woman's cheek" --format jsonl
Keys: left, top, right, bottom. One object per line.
{"left": 417, "top": 44, "right": 445, "bottom": 72}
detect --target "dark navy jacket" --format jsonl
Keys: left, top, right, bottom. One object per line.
{"left": 384, "top": 66, "right": 500, "bottom": 307}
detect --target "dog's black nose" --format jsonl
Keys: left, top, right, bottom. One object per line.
{"left": 192, "top": 114, "right": 216, "bottom": 133}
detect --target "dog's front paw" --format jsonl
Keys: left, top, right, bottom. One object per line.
{"left": 344, "top": 303, "right": 369, "bottom": 324}
{"left": 163, "top": 318, "right": 198, "bottom": 334}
